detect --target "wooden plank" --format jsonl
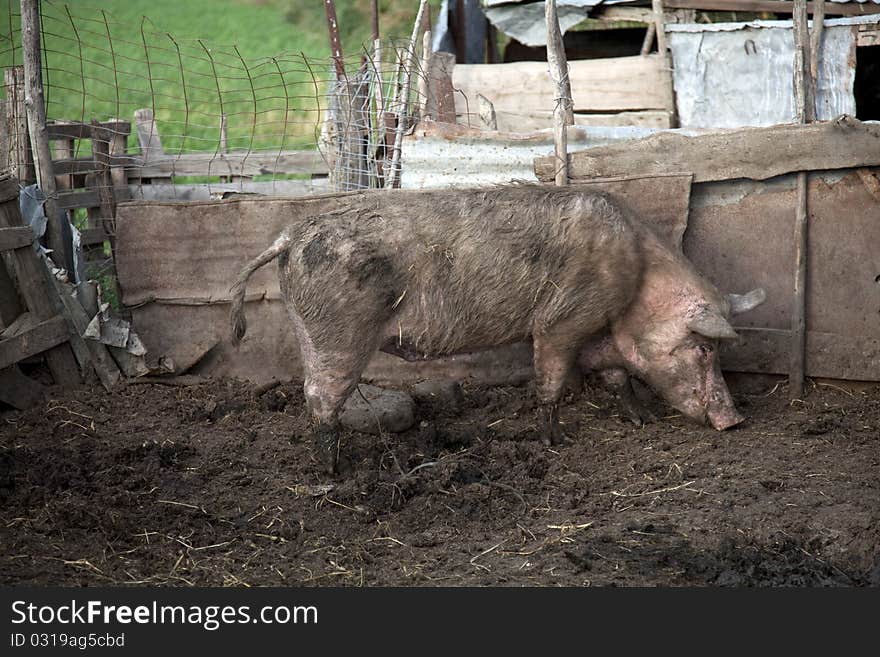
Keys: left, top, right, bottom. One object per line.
{"left": 80, "top": 227, "right": 108, "bottom": 246}
{"left": 535, "top": 118, "right": 880, "bottom": 183}
{"left": 453, "top": 55, "right": 669, "bottom": 123}
{"left": 492, "top": 109, "right": 671, "bottom": 132}
{"left": 0, "top": 314, "right": 69, "bottom": 370}
{"left": 0, "top": 366, "right": 45, "bottom": 409}
{"left": 663, "top": 0, "right": 880, "bottom": 15}
{"left": 857, "top": 25, "right": 880, "bottom": 47}
{"left": 58, "top": 189, "right": 101, "bottom": 211}
{"left": 133, "top": 150, "right": 329, "bottom": 178}
{"left": 0, "top": 227, "right": 34, "bottom": 251}
{"left": 47, "top": 120, "right": 130, "bottom": 141}
{"left": 0, "top": 179, "right": 81, "bottom": 386}
{"left": 594, "top": 6, "right": 656, "bottom": 22}
{"left": 51, "top": 276, "right": 121, "bottom": 390}
{"left": 53, "top": 156, "right": 120, "bottom": 177}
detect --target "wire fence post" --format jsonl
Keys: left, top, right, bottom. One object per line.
{"left": 546, "top": 0, "right": 572, "bottom": 187}
{"left": 386, "top": 0, "right": 429, "bottom": 189}
{"left": 20, "top": 0, "right": 72, "bottom": 272}
{"left": 4, "top": 66, "right": 35, "bottom": 185}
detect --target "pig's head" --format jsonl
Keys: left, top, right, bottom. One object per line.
{"left": 611, "top": 252, "right": 765, "bottom": 430}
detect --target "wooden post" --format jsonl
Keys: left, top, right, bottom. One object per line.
{"left": 108, "top": 119, "right": 131, "bottom": 204}
{"left": 652, "top": 0, "right": 678, "bottom": 127}
{"left": 90, "top": 120, "right": 117, "bottom": 252}
{"left": 418, "top": 27, "right": 433, "bottom": 118}
{"left": 546, "top": 0, "right": 573, "bottom": 186}
{"left": 386, "top": 0, "right": 429, "bottom": 189}
{"left": 324, "top": 0, "right": 346, "bottom": 79}
{"left": 790, "top": 0, "right": 812, "bottom": 399}
{"left": 454, "top": 0, "right": 466, "bottom": 63}
{"left": 4, "top": 66, "right": 35, "bottom": 185}
{"left": 809, "top": 0, "right": 825, "bottom": 120}
{"left": 20, "top": 0, "right": 71, "bottom": 272}
{"left": 424, "top": 51, "right": 456, "bottom": 123}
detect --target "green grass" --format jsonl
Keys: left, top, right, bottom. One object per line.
{"left": 0, "top": 0, "right": 437, "bottom": 155}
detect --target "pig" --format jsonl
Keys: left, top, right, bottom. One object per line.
{"left": 229, "top": 185, "right": 764, "bottom": 472}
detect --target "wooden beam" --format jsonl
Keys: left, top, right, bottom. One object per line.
{"left": 57, "top": 189, "right": 101, "bottom": 211}
{"left": 51, "top": 276, "right": 121, "bottom": 390}
{"left": 663, "top": 0, "right": 880, "bottom": 15}
{"left": 534, "top": 118, "right": 880, "bottom": 184}
{"left": 132, "top": 150, "right": 329, "bottom": 178}
{"left": 47, "top": 120, "right": 130, "bottom": 141}
{"left": 0, "top": 314, "right": 69, "bottom": 370}
{"left": 0, "top": 226, "right": 34, "bottom": 251}
{"left": 80, "top": 227, "right": 108, "bottom": 246}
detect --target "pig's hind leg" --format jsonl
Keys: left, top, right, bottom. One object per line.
{"left": 298, "top": 330, "right": 383, "bottom": 476}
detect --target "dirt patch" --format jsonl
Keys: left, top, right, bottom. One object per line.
{"left": 1, "top": 375, "right": 878, "bottom": 586}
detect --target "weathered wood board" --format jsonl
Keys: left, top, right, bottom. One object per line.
{"left": 452, "top": 55, "right": 670, "bottom": 131}
{"left": 534, "top": 117, "right": 880, "bottom": 184}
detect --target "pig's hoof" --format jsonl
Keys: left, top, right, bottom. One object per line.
{"left": 623, "top": 406, "right": 657, "bottom": 428}
{"left": 541, "top": 423, "right": 570, "bottom": 447}
{"left": 621, "top": 401, "right": 656, "bottom": 427}
{"left": 313, "top": 424, "right": 339, "bottom": 475}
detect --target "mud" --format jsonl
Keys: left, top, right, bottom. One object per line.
{"left": 1, "top": 374, "right": 878, "bottom": 586}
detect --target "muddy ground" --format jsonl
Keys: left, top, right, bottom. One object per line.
{"left": 1, "top": 373, "right": 879, "bottom": 587}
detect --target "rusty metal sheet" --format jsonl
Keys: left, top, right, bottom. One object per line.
{"left": 687, "top": 169, "right": 880, "bottom": 380}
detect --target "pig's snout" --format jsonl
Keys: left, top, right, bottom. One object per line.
{"left": 707, "top": 406, "right": 744, "bottom": 431}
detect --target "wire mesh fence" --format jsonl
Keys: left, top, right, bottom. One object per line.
{"left": 0, "top": 0, "right": 434, "bottom": 200}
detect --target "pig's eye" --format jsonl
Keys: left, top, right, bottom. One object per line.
{"left": 696, "top": 343, "right": 714, "bottom": 356}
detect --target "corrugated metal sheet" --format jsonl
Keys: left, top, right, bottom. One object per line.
{"left": 667, "top": 16, "right": 880, "bottom": 128}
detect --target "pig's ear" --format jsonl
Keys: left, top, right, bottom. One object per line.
{"left": 688, "top": 312, "right": 739, "bottom": 340}
{"left": 725, "top": 288, "right": 766, "bottom": 315}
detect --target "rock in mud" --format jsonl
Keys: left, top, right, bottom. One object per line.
{"left": 340, "top": 385, "right": 415, "bottom": 434}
